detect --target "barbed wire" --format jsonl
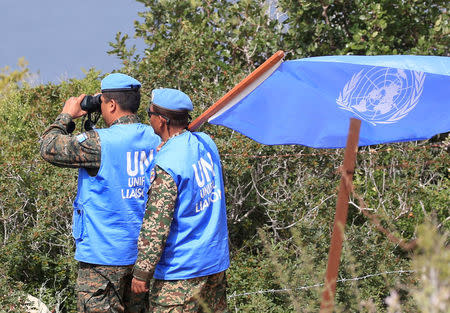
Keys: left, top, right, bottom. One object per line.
{"left": 227, "top": 270, "right": 415, "bottom": 299}
{"left": 0, "top": 143, "right": 446, "bottom": 167}
{"left": 220, "top": 143, "right": 447, "bottom": 159}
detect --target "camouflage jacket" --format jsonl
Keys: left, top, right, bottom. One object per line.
{"left": 133, "top": 165, "right": 177, "bottom": 281}
{"left": 40, "top": 113, "right": 141, "bottom": 175}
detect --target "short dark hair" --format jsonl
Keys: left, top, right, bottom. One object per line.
{"left": 103, "top": 90, "right": 141, "bottom": 113}
{"left": 152, "top": 104, "right": 190, "bottom": 128}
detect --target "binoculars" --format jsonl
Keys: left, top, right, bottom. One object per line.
{"left": 81, "top": 94, "right": 102, "bottom": 113}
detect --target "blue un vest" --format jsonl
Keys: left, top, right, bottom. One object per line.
{"left": 153, "top": 131, "right": 230, "bottom": 280}
{"left": 73, "top": 123, "right": 160, "bottom": 265}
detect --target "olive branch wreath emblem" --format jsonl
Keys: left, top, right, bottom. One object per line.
{"left": 336, "top": 69, "right": 425, "bottom": 126}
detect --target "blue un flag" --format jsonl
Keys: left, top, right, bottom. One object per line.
{"left": 208, "top": 55, "right": 450, "bottom": 148}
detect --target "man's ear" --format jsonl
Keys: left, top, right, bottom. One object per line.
{"left": 158, "top": 115, "right": 167, "bottom": 128}
{"left": 109, "top": 98, "right": 118, "bottom": 113}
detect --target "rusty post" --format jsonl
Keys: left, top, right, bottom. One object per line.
{"left": 320, "top": 118, "right": 361, "bottom": 312}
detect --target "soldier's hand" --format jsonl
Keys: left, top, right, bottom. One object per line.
{"left": 131, "top": 277, "right": 149, "bottom": 294}
{"left": 62, "top": 94, "right": 87, "bottom": 119}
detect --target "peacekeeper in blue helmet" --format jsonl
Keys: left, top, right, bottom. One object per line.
{"left": 131, "top": 89, "right": 230, "bottom": 312}
{"left": 40, "top": 73, "right": 161, "bottom": 313}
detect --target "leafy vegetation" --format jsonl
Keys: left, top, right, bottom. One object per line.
{"left": 1, "top": 1, "right": 448, "bottom": 312}
{"left": 0, "top": 57, "right": 29, "bottom": 96}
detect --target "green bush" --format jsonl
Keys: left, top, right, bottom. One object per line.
{"left": 0, "top": 70, "right": 102, "bottom": 312}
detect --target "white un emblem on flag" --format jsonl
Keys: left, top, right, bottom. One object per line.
{"left": 337, "top": 67, "right": 425, "bottom": 125}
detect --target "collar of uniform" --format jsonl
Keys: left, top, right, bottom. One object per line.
{"left": 159, "top": 129, "right": 187, "bottom": 150}
{"left": 167, "top": 129, "right": 187, "bottom": 141}
{"left": 111, "top": 114, "right": 140, "bottom": 126}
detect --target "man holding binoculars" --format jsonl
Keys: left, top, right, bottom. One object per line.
{"left": 40, "top": 73, "right": 160, "bottom": 313}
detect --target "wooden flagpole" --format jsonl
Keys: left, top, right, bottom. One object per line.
{"left": 320, "top": 118, "right": 361, "bottom": 312}
{"left": 188, "top": 50, "right": 285, "bottom": 131}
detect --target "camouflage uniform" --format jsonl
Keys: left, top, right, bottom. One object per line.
{"left": 40, "top": 113, "right": 148, "bottom": 313}
{"left": 77, "top": 263, "right": 147, "bottom": 313}
{"left": 134, "top": 164, "right": 228, "bottom": 313}
{"left": 40, "top": 113, "right": 102, "bottom": 173}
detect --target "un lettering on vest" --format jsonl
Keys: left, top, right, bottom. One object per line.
{"left": 121, "top": 150, "right": 154, "bottom": 199}
{"left": 193, "top": 152, "right": 222, "bottom": 213}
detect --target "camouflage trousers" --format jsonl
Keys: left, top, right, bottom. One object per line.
{"left": 149, "top": 271, "right": 228, "bottom": 313}
{"left": 77, "top": 262, "right": 148, "bottom": 313}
